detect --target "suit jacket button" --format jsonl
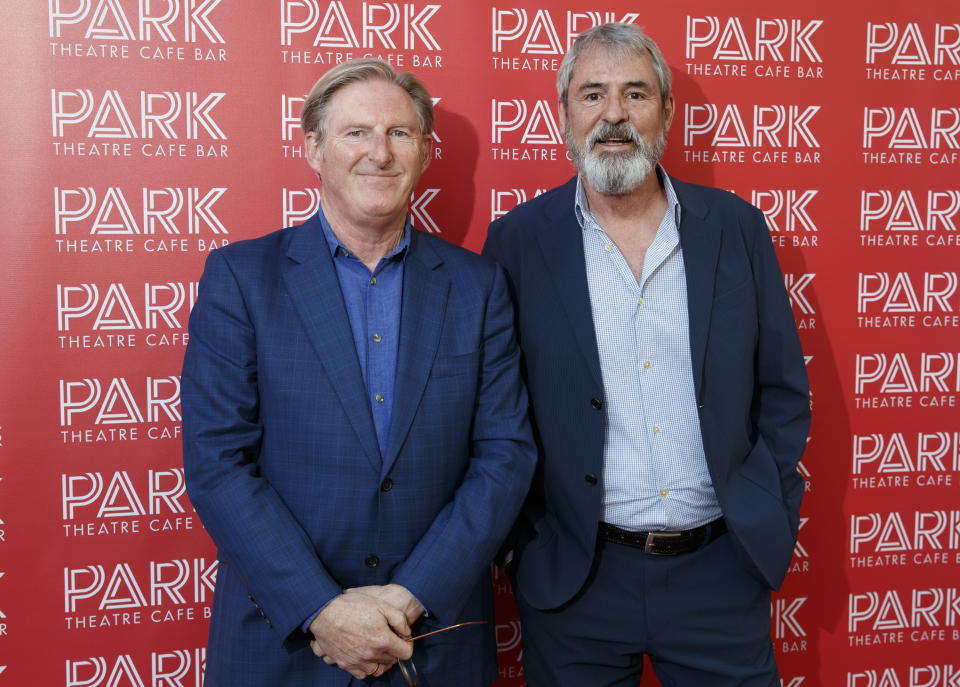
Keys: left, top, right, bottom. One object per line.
{"left": 584, "top": 473, "right": 598, "bottom": 485}
{"left": 590, "top": 397, "right": 603, "bottom": 410}
{"left": 381, "top": 478, "right": 393, "bottom": 492}
{"left": 365, "top": 555, "right": 380, "bottom": 568}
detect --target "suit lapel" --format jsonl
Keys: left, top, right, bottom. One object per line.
{"left": 673, "top": 178, "right": 720, "bottom": 403}
{"left": 281, "top": 215, "right": 382, "bottom": 471}
{"left": 535, "top": 179, "right": 603, "bottom": 388}
{"left": 382, "top": 231, "right": 448, "bottom": 476}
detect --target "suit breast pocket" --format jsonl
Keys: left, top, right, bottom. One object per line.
{"left": 430, "top": 350, "right": 480, "bottom": 380}
{"left": 713, "top": 278, "right": 754, "bottom": 312}
{"left": 710, "top": 278, "right": 758, "bottom": 353}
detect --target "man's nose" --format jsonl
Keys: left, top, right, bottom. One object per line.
{"left": 601, "top": 95, "right": 628, "bottom": 123}
{"left": 366, "top": 131, "right": 394, "bottom": 166}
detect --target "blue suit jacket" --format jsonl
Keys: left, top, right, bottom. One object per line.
{"left": 181, "top": 214, "right": 536, "bottom": 686}
{"left": 483, "top": 175, "right": 810, "bottom": 610}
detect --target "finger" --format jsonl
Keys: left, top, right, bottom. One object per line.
{"left": 379, "top": 613, "right": 413, "bottom": 659}
{"left": 309, "top": 640, "right": 324, "bottom": 658}
{"left": 381, "top": 633, "right": 413, "bottom": 661}
{"left": 376, "top": 634, "right": 412, "bottom": 661}
{"left": 322, "top": 656, "right": 336, "bottom": 665}
{"left": 381, "top": 604, "right": 411, "bottom": 638}
{"left": 359, "top": 644, "right": 401, "bottom": 667}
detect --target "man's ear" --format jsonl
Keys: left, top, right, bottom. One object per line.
{"left": 420, "top": 137, "right": 433, "bottom": 173}
{"left": 304, "top": 130, "right": 324, "bottom": 176}
{"left": 662, "top": 93, "right": 675, "bottom": 132}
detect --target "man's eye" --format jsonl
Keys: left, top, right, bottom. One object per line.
{"left": 390, "top": 130, "right": 409, "bottom": 137}
{"left": 585, "top": 93, "right": 601, "bottom": 101}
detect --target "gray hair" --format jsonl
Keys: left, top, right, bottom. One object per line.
{"left": 556, "top": 23, "right": 672, "bottom": 110}
{"left": 300, "top": 58, "right": 434, "bottom": 141}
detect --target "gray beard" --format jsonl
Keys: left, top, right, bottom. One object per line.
{"left": 566, "top": 120, "right": 666, "bottom": 195}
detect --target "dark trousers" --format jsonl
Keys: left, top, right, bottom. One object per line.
{"left": 516, "top": 532, "right": 779, "bottom": 687}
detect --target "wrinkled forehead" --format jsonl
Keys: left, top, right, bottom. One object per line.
{"left": 326, "top": 79, "right": 419, "bottom": 125}
{"left": 570, "top": 44, "right": 656, "bottom": 87}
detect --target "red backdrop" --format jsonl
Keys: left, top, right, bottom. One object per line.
{"left": 2, "top": 1, "right": 959, "bottom": 685}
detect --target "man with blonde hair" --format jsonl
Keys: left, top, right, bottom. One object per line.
{"left": 183, "top": 59, "right": 535, "bottom": 686}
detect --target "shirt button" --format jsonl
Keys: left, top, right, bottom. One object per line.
{"left": 643, "top": 360, "right": 651, "bottom": 369}
{"left": 660, "top": 488, "right": 668, "bottom": 497}
{"left": 381, "top": 478, "right": 393, "bottom": 492}
{"left": 370, "top": 276, "right": 377, "bottom": 285}
{"left": 604, "top": 243, "right": 613, "bottom": 251}
{"left": 375, "top": 394, "right": 384, "bottom": 403}
{"left": 365, "top": 555, "right": 379, "bottom": 568}
{"left": 584, "top": 473, "right": 598, "bottom": 485}
{"left": 653, "top": 425, "right": 661, "bottom": 434}
{"left": 373, "top": 333, "right": 382, "bottom": 343}
{"left": 638, "top": 297, "right": 645, "bottom": 307}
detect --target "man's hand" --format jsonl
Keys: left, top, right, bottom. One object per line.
{"left": 345, "top": 583, "right": 425, "bottom": 626}
{"left": 307, "top": 592, "right": 413, "bottom": 679}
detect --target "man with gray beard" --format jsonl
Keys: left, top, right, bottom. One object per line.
{"left": 483, "top": 22, "right": 810, "bottom": 686}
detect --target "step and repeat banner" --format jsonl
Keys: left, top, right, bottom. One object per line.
{"left": 1, "top": 1, "right": 958, "bottom": 685}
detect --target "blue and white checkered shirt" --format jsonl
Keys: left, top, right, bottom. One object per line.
{"left": 576, "top": 169, "right": 722, "bottom": 532}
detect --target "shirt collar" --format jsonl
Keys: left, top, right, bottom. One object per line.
{"left": 316, "top": 206, "right": 411, "bottom": 261}
{"left": 574, "top": 164, "right": 682, "bottom": 231}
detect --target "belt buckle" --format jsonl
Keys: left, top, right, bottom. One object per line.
{"left": 644, "top": 531, "right": 682, "bottom": 555}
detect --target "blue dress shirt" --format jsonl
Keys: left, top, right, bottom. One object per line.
{"left": 318, "top": 209, "right": 408, "bottom": 456}
{"left": 303, "top": 209, "right": 409, "bottom": 631}
{"left": 575, "top": 168, "right": 723, "bottom": 532}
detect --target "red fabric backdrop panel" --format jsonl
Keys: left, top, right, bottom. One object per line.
{"left": 1, "top": 1, "right": 958, "bottom": 685}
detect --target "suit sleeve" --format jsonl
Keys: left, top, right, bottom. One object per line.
{"left": 389, "top": 264, "right": 537, "bottom": 623}
{"left": 481, "top": 221, "right": 542, "bottom": 574}
{"left": 747, "top": 206, "right": 811, "bottom": 535}
{"left": 181, "top": 249, "right": 341, "bottom": 644}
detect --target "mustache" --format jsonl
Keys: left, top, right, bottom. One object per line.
{"left": 587, "top": 122, "right": 643, "bottom": 150}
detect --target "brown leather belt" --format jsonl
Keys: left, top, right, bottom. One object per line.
{"left": 598, "top": 517, "right": 727, "bottom": 555}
